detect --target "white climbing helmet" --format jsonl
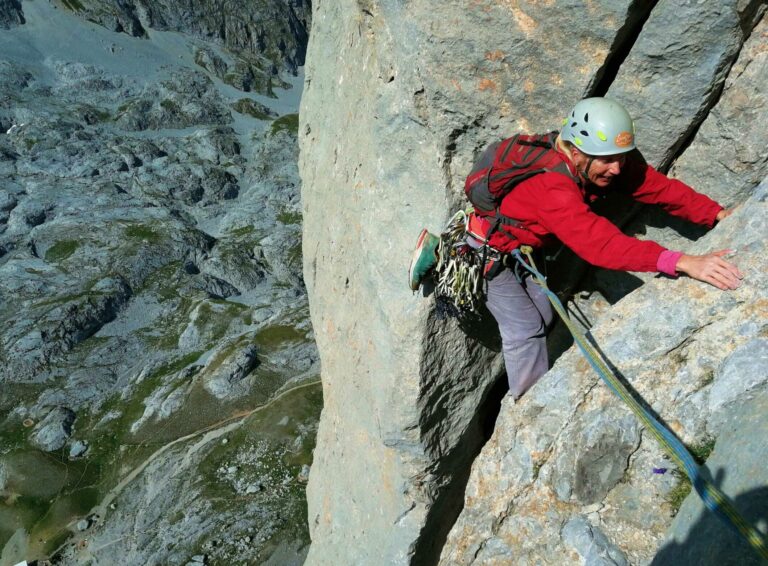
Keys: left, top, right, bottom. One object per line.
{"left": 561, "top": 97, "right": 636, "bottom": 156}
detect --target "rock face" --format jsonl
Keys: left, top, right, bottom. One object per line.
{"left": 299, "top": 1, "right": 767, "bottom": 565}
{"left": 607, "top": 0, "right": 765, "bottom": 171}
{"left": 0, "top": 0, "right": 23, "bottom": 28}
{"left": 440, "top": 180, "right": 768, "bottom": 564}
{"left": 57, "top": 0, "right": 311, "bottom": 95}
{"left": 655, "top": 388, "right": 768, "bottom": 565}
{"left": 29, "top": 407, "right": 76, "bottom": 452}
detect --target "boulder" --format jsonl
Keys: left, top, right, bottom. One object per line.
{"left": 30, "top": 407, "right": 76, "bottom": 452}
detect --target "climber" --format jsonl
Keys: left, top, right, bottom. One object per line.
{"left": 409, "top": 97, "right": 742, "bottom": 401}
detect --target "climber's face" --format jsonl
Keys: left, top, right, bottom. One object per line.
{"left": 570, "top": 148, "right": 627, "bottom": 188}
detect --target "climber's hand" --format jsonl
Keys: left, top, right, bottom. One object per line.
{"left": 676, "top": 250, "right": 743, "bottom": 290}
{"left": 715, "top": 209, "right": 733, "bottom": 222}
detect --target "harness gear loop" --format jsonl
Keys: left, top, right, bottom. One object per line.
{"left": 434, "top": 209, "right": 484, "bottom": 313}
{"left": 511, "top": 247, "right": 768, "bottom": 561}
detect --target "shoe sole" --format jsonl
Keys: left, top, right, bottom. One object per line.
{"left": 409, "top": 228, "right": 431, "bottom": 291}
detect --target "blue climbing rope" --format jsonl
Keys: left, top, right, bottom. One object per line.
{"left": 512, "top": 247, "right": 768, "bottom": 561}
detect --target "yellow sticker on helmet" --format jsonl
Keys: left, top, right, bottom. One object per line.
{"left": 562, "top": 118, "right": 568, "bottom": 126}
{"left": 615, "top": 131, "right": 634, "bottom": 147}
{"left": 597, "top": 130, "right": 607, "bottom": 141}
{"left": 574, "top": 137, "right": 583, "bottom": 146}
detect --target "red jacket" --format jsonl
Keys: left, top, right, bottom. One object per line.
{"left": 477, "top": 149, "right": 722, "bottom": 272}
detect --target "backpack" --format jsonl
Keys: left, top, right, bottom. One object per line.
{"left": 464, "top": 131, "right": 578, "bottom": 233}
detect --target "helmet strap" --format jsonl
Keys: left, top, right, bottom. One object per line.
{"left": 581, "top": 157, "right": 595, "bottom": 182}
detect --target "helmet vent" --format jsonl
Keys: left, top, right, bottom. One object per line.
{"left": 584, "top": 113, "right": 589, "bottom": 122}
{"left": 580, "top": 130, "right": 589, "bottom": 136}
{"left": 571, "top": 122, "right": 577, "bottom": 127}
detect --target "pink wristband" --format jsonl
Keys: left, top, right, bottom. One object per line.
{"left": 657, "top": 250, "right": 684, "bottom": 276}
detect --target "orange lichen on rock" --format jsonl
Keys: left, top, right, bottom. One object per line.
{"left": 479, "top": 78, "right": 498, "bottom": 91}
{"left": 499, "top": 1, "right": 538, "bottom": 35}
{"left": 524, "top": 78, "right": 535, "bottom": 93}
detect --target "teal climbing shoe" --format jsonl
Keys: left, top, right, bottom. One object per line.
{"left": 408, "top": 229, "right": 439, "bottom": 291}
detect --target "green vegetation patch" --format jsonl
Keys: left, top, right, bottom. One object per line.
{"left": 194, "top": 301, "right": 249, "bottom": 342}
{"left": 255, "top": 324, "right": 305, "bottom": 351}
{"left": 232, "top": 99, "right": 273, "bottom": 120}
{"left": 286, "top": 241, "right": 302, "bottom": 269}
{"left": 666, "top": 471, "right": 692, "bottom": 516}
{"left": 152, "top": 350, "right": 205, "bottom": 379}
{"left": 276, "top": 210, "right": 302, "bottom": 225}
{"left": 228, "top": 225, "right": 256, "bottom": 237}
{"left": 44, "top": 240, "right": 80, "bottom": 263}
{"left": 195, "top": 382, "right": 322, "bottom": 558}
{"left": 134, "top": 261, "right": 183, "bottom": 301}
{"left": 117, "top": 101, "right": 134, "bottom": 114}
{"left": 665, "top": 437, "right": 716, "bottom": 515}
{"left": 160, "top": 99, "right": 181, "bottom": 113}
{"left": 270, "top": 114, "right": 299, "bottom": 136}
{"left": 689, "top": 437, "right": 716, "bottom": 464}
{"left": 124, "top": 223, "right": 162, "bottom": 244}
{"left": 60, "top": 0, "right": 85, "bottom": 11}
{"left": 91, "top": 108, "right": 112, "bottom": 122}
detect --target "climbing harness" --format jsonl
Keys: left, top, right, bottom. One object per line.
{"left": 512, "top": 246, "right": 768, "bottom": 561}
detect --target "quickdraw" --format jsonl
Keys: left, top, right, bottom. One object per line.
{"left": 513, "top": 246, "right": 768, "bottom": 561}
{"left": 434, "top": 209, "right": 485, "bottom": 313}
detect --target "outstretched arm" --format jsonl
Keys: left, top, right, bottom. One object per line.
{"left": 629, "top": 163, "right": 723, "bottom": 227}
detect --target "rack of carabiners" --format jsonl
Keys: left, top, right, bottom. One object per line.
{"left": 512, "top": 246, "right": 768, "bottom": 561}
{"left": 435, "top": 209, "right": 484, "bottom": 312}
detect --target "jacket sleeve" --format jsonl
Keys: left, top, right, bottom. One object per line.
{"left": 627, "top": 163, "right": 723, "bottom": 227}
{"left": 536, "top": 179, "right": 666, "bottom": 272}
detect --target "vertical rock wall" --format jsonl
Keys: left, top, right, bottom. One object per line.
{"left": 299, "top": 1, "right": 767, "bottom": 564}
{"left": 301, "top": 1, "right": 651, "bottom": 563}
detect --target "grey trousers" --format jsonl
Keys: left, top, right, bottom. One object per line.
{"left": 485, "top": 267, "right": 553, "bottom": 400}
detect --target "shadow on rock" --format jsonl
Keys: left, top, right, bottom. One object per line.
{"left": 652, "top": 476, "right": 768, "bottom": 566}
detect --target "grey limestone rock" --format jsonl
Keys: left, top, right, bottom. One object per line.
{"left": 114, "top": 70, "right": 232, "bottom": 131}
{"left": 202, "top": 341, "right": 260, "bottom": 400}
{"left": 667, "top": 11, "right": 768, "bottom": 208}
{"left": 653, "top": 389, "right": 768, "bottom": 566}
{"left": 69, "top": 439, "right": 89, "bottom": 459}
{"left": 0, "top": 1, "right": 316, "bottom": 561}
{"left": 607, "top": 0, "right": 766, "bottom": 171}
{"left": 299, "top": 1, "right": 667, "bottom": 564}
{"left": 300, "top": 1, "right": 767, "bottom": 562}
{"left": 30, "top": 406, "right": 76, "bottom": 452}
{"left": 562, "top": 516, "right": 629, "bottom": 566}
{"left": 64, "top": 0, "right": 310, "bottom": 86}
{"left": 0, "top": 0, "right": 23, "bottom": 29}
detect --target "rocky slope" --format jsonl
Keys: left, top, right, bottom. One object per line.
{"left": 0, "top": 1, "right": 317, "bottom": 564}
{"left": 299, "top": 1, "right": 767, "bottom": 565}
{"left": 54, "top": 0, "right": 310, "bottom": 96}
